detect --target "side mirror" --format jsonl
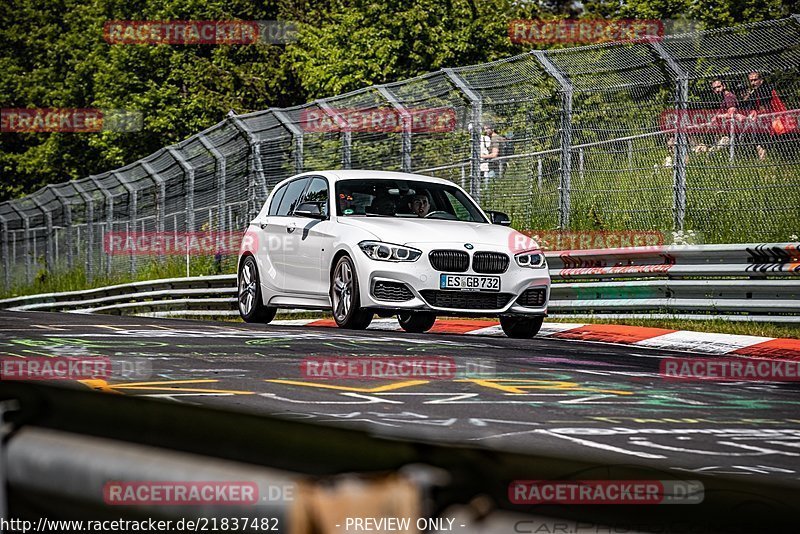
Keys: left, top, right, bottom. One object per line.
{"left": 295, "top": 202, "right": 326, "bottom": 219}
{"left": 487, "top": 210, "right": 511, "bottom": 226}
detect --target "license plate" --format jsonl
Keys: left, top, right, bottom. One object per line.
{"left": 440, "top": 274, "right": 500, "bottom": 292}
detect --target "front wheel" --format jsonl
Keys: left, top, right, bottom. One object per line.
{"left": 499, "top": 315, "right": 543, "bottom": 339}
{"left": 238, "top": 256, "right": 277, "bottom": 323}
{"left": 331, "top": 255, "right": 373, "bottom": 329}
{"left": 397, "top": 311, "right": 436, "bottom": 333}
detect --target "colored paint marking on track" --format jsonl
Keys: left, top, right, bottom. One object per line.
{"left": 265, "top": 379, "right": 429, "bottom": 393}
{"left": 457, "top": 378, "right": 634, "bottom": 396}
{"left": 79, "top": 379, "right": 256, "bottom": 395}
{"left": 732, "top": 338, "right": 800, "bottom": 360}
{"left": 550, "top": 324, "right": 676, "bottom": 344}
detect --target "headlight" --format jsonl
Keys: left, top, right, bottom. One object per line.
{"left": 515, "top": 251, "right": 546, "bottom": 268}
{"left": 358, "top": 241, "right": 422, "bottom": 262}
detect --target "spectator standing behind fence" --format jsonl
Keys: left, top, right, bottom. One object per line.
{"left": 740, "top": 71, "right": 797, "bottom": 160}
{"left": 480, "top": 121, "right": 501, "bottom": 182}
{"left": 707, "top": 79, "right": 745, "bottom": 152}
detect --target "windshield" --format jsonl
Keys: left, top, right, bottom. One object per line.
{"left": 335, "top": 179, "right": 488, "bottom": 222}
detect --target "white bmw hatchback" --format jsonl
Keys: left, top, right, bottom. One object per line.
{"left": 237, "top": 170, "right": 550, "bottom": 338}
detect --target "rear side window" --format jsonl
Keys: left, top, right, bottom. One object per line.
{"left": 267, "top": 185, "right": 288, "bottom": 216}
{"left": 274, "top": 178, "right": 309, "bottom": 216}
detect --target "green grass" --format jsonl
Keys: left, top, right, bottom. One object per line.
{"left": 0, "top": 254, "right": 238, "bottom": 299}
{"left": 482, "top": 140, "right": 800, "bottom": 243}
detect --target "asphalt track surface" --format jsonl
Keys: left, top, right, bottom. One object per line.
{"left": 1, "top": 310, "right": 799, "bottom": 488}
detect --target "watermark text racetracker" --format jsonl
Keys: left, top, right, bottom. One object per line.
{"left": 661, "top": 358, "right": 800, "bottom": 382}
{"left": 509, "top": 480, "right": 704, "bottom": 505}
{"left": 509, "top": 19, "right": 663, "bottom": 44}
{"left": 1, "top": 108, "right": 142, "bottom": 133}
{"left": 301, "top": 356, "right": 496, "bottom": 380}
{"left": 104, "top": 230, "right": 305, "bottom": 256}
{"left": 0, "top": 356, "right": 151, "bottom": 381}
{"left": 103, "top": 20, "right": 297, "bottom": 45}
{"left": 508, "top": 230, "right": 666, "bottom": 254}
{"left": 300, "top": 107, "right": 456, "bottom": 133}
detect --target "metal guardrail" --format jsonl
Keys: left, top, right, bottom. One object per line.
{"left": 0, "top": 243, "right": 797, "bottom": 322}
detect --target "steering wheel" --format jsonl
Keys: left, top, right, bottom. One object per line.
{"left": 424, "top": 210, "right": 457, "bottom": 220}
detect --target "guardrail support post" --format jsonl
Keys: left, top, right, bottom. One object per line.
{"left": 317, "top": 100, "right": 352, "bottom": 170}
{"left": 197, "top": 134, "right": 227, "bottom": 233}
{"left": 650, "top": 40, "right": 688, "bottom": 231}
{"left": 533, "top": 51, "right": 573, "bottom": 229}
{"left": 167, "top": 147, "right": 195, "bottom": 233}
{"left": 272, "top": 109, "right": 304, "bottom": 174}
{"left": 228, "top": 112, "right": 269, "bottom": 221}
{"left": 443, "top": 68, "right": 483, "bottom": 202}
{"left": 377, "top": 86, "right": 412, "bottom": 173}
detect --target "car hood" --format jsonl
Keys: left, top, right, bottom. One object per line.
{"left": 336, "top": 217, "right": 529, "bottom": 247}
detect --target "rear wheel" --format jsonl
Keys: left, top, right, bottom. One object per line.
{"left": 500, "top": 315, "right": 543, "bottom": 339}
{"left": 238, "top": 256, "right": 277, "bottom": 323}
{"left": 397, "top": 311, "right": 437, "bottom": 333}
{"left": 331, "top": 255, "right": 373, "bottom": 329}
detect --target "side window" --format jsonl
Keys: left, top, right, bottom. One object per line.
{"left": 275, "top": 178, "right": 309, "bottom": 216}
{"left": 267, "top": 184, "right": 288, "bottom": 216}
{"left": 299, "top": 177, "right": 329, "bottom": 216}
{"left": 444, "top": 191, "right": 471, "bottom": 221}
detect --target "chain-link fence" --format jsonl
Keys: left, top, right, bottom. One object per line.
{"left": 2, "top": 16, "right": 800, "bottom": 292}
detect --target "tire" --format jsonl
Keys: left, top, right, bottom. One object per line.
{"left": 397, "top": 311, "right": 436, "bottom": 333}
{"left": 499, "top": 315, "right": 543, "bottom": 339}
{"left": 238, "top": 256, "right": 277, "bottom": 324}
{"left": 330, "top": 255, "right": 373, "bottom": 329}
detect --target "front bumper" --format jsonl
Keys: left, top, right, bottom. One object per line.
{"left": 352, "top": 243, "right": 550, "bottom": 316}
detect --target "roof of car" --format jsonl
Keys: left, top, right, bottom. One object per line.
{"left": 296, "top": 169, "right": 455, "bottom": 186}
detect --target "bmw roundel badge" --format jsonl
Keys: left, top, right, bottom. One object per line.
{"left": 464, "top": 243, "right": 474, "bottom": 249}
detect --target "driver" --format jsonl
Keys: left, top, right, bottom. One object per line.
{"left": 409, "top": 194, "right": 431, "bottom": 217}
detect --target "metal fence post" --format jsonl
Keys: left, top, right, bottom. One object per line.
{"left": 141, "top": 161, "right": 165, "bottom": 235}
{"left": 72, "top": 182, "right": 95, "bottom": 283}
{"left": 443, "top": 68, "right": 483, "bottom": 202}
{"left": 86, "top": 177, "right": 114, "bottom": 278}
{"left": 48, "top": 186, "right": 74, "bottom": 271}
{"left": 317, "top": 99, "right": 352, "bottom": 169}
{"left": 197, "top": 134, "right": 227, "bottom": 232}
{"left": 376, "top": 86, "right": 412, "bottom": 172}
{"left": 533, "top": 50, "right": 573, "bottom": 229}
{"left": 30, "top": 196, "right": 52, "bottom": 273}
{"left": 114, "top": 172, "right": 137, "bottom": 276}
{"left": 0, "top": 216, "right": 9, "bottom": 291}
{"left": 7, "top": 203, "right": 31, "bottom": 284}
{"left": 228, "top": 112, "right": 269, "bottom": 220}
{"left": 729, "top": 117, "right": 735, "bottom": 163}
{"left": 167, "top": 147, "right": 195, "bottom": 232}
{"left": 651, "top": 40, "right": 688, "bottom": 231}
{"left": 272, "top": 109, "right": 304, "bottom": 174}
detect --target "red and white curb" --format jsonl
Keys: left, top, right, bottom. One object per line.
{"left": 272, "top": 318, "right": 800, "bottom": 360}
